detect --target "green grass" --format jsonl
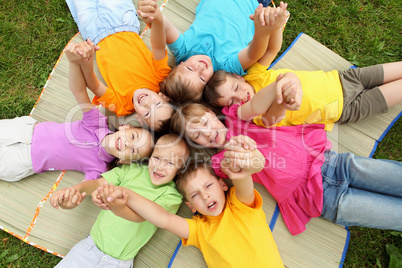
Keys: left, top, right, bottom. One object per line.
{"left": 0, "top": 0, "right": 401, "bottom": 267}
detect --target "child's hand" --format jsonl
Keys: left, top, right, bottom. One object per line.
{"left": 275, "top": 72, "right": 302, "bottom": 110}
{"left": 251, "top": 2, "right": 288, "bottom": 34}
{"left": 64, "top": 39, "right": 100, "bottom": 65}
{"left": 49, "top": 187, "right": 86, "bottom": 210}
{"left": 91, "top": 186, "right": 110, "bottom": 210}
{"left": 137, "top": 0, "right": 158, "bottom": 24}
{"left": 221, "top": 136, "right": 265, "bottom": 179}
{"left": 92, "top": 182, "right": 128, "bottom": 211}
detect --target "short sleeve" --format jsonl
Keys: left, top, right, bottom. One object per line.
{"left": 221, "top": 54, "right": 246, "bottom": 76}
{"left": 92, "top": 88, "right": 122, "bottom": 114}
{"left": 100, "top": 165, "right": 130, "bottom": 185}
{"left": 82, "top": 107, "right": 108, "bottom": 128}
{"left": 84, "top": 170, "right": 103, "bottom": 181}
{"left": 154, "top": 191, "right": 183, "bottom": 215}
{"left": 181, "top": 217, "right": 200, "bottom": 247}
{"left": 167, "top": 34, "right": 186, "bottom": 64}
{"left": 229, "top": 188, "right": 263, "bottom": 211}
{"left": 222, "top": 104, "right": 241, "bottom": 119}
{"left": 153, "top": 51, "right": 171, "bottom": 81}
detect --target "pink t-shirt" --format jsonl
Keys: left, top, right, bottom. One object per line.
{"left": 211, "top": 104, "right": 332, "bottom": 235}
{"left": 31, "top": 108, "right": 115, "bottom": 180}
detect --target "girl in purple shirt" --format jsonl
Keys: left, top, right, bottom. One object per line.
{"left": 0, "top": 42, "right": 153, "bottom": 182}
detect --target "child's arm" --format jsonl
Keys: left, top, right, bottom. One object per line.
{"left": 148, "top": 1, "right": 167, "bottom": 61}
{"left": 221, "top": 136, "right": 265, "bottom": 206}
{"left": 137, "top": 0, "right": 180, "bottom": 44}
{"left": 92, "top": 182, "right": 145, "bottom": 223}
{"left": 105, "top": 186, "right": 190, "bottom": 239}
{"left": 258, "top": 27, "right": 283, "bottom": 67}
{"left": 65, "top": 41, "right": 107, "bottom": 103}
{"left": 49, "top": 177, "right": 107, "bottom": 209}
{"left": 238, "top": 2, "right": 288, "bottom": 71}
{"left": 237, "top": 72, "right": 301, "bottom": 126}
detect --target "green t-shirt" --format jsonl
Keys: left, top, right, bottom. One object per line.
{"left": 90, "top": 163, "right": 183, "bottom": 260}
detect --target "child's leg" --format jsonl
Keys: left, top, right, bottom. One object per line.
{"left": 66, "top": 0, "right": 140, "bottom": 45}
{"left": 321, "top": 151, "right": 402, "bottom": 231}
{"left": 0, "top": 117, "right": 36, "bottom": 182}
{"left": 378, "top": 61, "right": 402, "bottom": 107}
{"left": 338, "top": 65, "right": 389, "bottom": 123}
{"left": 55, "top": 234, "right": 134, "bottom": 267}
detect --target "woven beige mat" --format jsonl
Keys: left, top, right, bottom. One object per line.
{"left": 1, "top": 0, "right": 400, "bottom": 267}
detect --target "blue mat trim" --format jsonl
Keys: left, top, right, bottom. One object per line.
{"left": 339, "top": 226, "right": 351, "bottom": 268}
{"left": 269, "top": 204, "right": 280, "bottom": 231}
{"left": 168, "top": 240, "right": 183, "bottom": 268}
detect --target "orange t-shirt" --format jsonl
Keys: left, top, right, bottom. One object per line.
{"left": 93, "top": 32, "right": 171, "bottom": 116}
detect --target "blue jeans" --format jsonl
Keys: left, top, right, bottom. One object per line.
{"left": 321, "top": 150, "right": 402, "bottom": 231}
{"left": 65, "top": 0, "right": 140, "bottom": 45}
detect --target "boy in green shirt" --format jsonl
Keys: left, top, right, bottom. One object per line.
{"left": 50, "top": 134, "right": 190, "bottom": 267}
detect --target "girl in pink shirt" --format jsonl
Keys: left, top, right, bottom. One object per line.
{"left": 170, "top": 102, "right": 402, "bottom": 235}
{"left": 0, "top": 43, "right": 153, "bottom": 182}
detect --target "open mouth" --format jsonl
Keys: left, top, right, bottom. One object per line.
{"left": 199, "top": 60, "right": 208, "bottom": 69}
{"left": 207, "top": 201, "right": 216, "bottom": 210}
{"left": 138, "top": 93, "right": 147, "bottom": 104}
{"left": 116, "top": 137, "right": 122, "bottom": 151}
{"left": 153, "top": 171, "right": 165, "bottom": 179}
{"left": 210, "top": 131, "right": 218, "bottom": 143}
{"left": 244, "top": 92, "right": 250, "bottom": 103}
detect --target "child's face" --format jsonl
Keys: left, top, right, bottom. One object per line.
{"left": 184, "top": 168, "right": 228, "bottom": 217}
{"left": 185, "top": 111, "right": 228, "bottom": 148}
{"left": 215, "top": 75, "right": 255, "bottom": 107}
{"left": 103, "top": 127, "right": 152, "bottom": 161}
{"left": 176, "top": 55, "right": 214, "bottom": 95}
{"left": 148, "top": 142, "right": 189, "bottom": 186}
{"left": 133, "top": 89, "right": 173, "bottom": 131}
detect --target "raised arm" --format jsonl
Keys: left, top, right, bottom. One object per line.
{"left": 137, "top": 0, "right": 180, "bottom": 45}
{"left": 220, "top": 136, "right": 265, "bottom": 206}
{"left": 106, "top": 187, "right": 190, "bottom": 239}
{"left": 258, "top": 27, "right": 284, "bottom": 67}
{"left": 65, "top": 43, "right": 94, "bottom": 113}
{"left": 238, "top": 2, "right": 288, "bottom": 71}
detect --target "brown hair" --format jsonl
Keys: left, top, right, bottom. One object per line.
{"left": 160, "top": 66, "right": 203, "bottom": 105}
{"left": 204, "top": 70, "right": 237, "bottom": 107}
{"left": 170, "top": 103, "right": 212, "bottom": 138}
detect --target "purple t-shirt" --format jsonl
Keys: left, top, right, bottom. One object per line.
{"left": 31, "top": 107, "right": 115, "bottom": 180}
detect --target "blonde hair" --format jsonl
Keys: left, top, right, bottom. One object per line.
{"left": 160, "top": 66, "right": 203, "bottom": 105}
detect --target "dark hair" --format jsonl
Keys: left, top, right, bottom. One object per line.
{"left": 204, "top": 70, "right": 237, "bottom": 107}
{"left": 160, "top": 66, "right": 203, "bottom": 105}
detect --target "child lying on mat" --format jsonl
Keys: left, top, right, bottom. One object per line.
{"left": 170, "top": 103, "right": 402, "bottom": 235}
{"left": 49, "top": 134, "right": 190, "bottom": 267}
{"left": 204, "top": 24, "right": 402, "bottom": 131}
{"left": 95, "top": 137, "right": 284, "bottom": 268}
{"left": 138, "top": 0, "right": 289, "bottom": 104}
{"left": 65, "top": 0, "right": 173, "bottom": 133}
{"left": 0, "top": 43, "right": 153, "bottom": 182}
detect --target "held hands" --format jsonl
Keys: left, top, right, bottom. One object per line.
{"left": 251, "top": 2, "right": 288, "bottom": 34}
{"left": 137, "top": 0, "right": 160, "bottom": 25}
{"left": 64, "top": 39, "right": 100, "bottom": 65}
{"left": 221, "top": 135, "right": 265, "bottom": 180}
{"left": 275, "top": 72, "right": 303, "bottom": 110}
{"left": 49, "top": 187, "right": 86, "bottom": 210}
{"left": 91, "top": 182, "right": 128, "bottom": 211}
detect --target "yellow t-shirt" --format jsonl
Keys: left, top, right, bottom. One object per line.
{"left": 183, "top": 187, "right": 284, "bottom": 268}
{"left": 93, "top": 32, "right": 171, "bottom": 117}
{"left": 245, "top": 63, "right": 343, "bottom": 131}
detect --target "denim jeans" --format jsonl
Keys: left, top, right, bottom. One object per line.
{"left": 65, "top": 0, "right": 140, "bottom": 45}
{"left": 321, "top": 150, "right": 402, "bottom": 231}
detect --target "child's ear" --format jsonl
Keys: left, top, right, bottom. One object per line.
{"left": 134, "top": 114, "right": 145, "bottom": 126}
{"left": 219, "top": 178, "right": 228, "bottom": 191}
{"left": 185, "top": 201, "right": 197, "bottom": 213}
{"left": 235, "top": 74, "right": 245, "bottom": 81}
{"left": 159, "top": 92, "right": 171, "bottom": 102}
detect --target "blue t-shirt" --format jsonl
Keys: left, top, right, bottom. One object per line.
{"left": 168, "top": 0, "right": 258, "bottom": 76}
